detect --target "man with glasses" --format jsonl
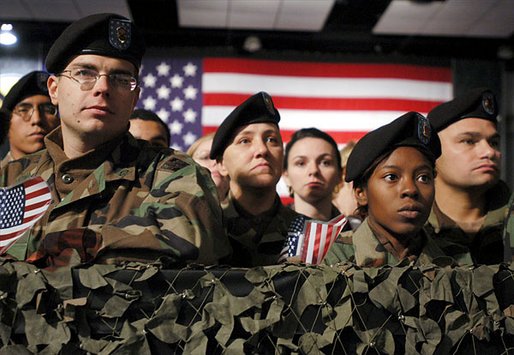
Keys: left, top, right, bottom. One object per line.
{"left": 0, "top": 71, "right": 59, "bottom": 169}
{"left": 0, "top": 13, "right": 230, "bottom": 268}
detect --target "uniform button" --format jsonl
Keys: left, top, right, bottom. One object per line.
{"left": 61, "top": 174, "right": 74, "bottom": 184}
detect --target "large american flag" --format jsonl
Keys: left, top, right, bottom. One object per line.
{"left": 137, "top": 57, "right": 452, "bottom": 151}
{"left": 0, "top": 177, "right": 52, "bottom": 254}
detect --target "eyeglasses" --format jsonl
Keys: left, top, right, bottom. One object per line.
{"left": 58, "top": 68, "right": 138, "bottom": 92}
{"left": 12, "top": 103, "right": 58, "bottom": 121}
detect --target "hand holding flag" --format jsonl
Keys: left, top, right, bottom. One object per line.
{"left": 279, "top": 214, "right": 348, "bottom": 265}
{"left": 0, "top": 177, "right": 52, "bottom": 255}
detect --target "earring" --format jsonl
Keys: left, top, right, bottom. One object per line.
{"left": 288, "top": 185, "right": 294, "bottom": 198}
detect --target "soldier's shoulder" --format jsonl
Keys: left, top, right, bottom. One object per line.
{"left": 155, "top": 148, "right": 197, "bottom": 172}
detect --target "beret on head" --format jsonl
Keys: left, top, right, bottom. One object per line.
{"left": 427, "top": 88, "right": 498, "bottom": 132}
{"left": 345, "top": 111, "right": 441, "bottom": 183}
{"left": 1, "top": 71, "right": 50, "bottom": 111}
{"left": 45, "top": 13, "right": 146, "bottom": 73}
{"left": 210, "top": 91, "right": 280, "bottom": 159}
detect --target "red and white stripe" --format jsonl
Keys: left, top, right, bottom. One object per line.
{"left": 301, "top": 214, "right": 348, "bottom": 265}
{"left": 201, "top": 58, "right": 453, "bottom": 145}
{"left": 0, "top": 177, "right": 51, "bottom": 252}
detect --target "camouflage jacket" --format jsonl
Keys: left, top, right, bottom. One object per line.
{"left": 0, "top": 151, "right": 13, "bottom": 171}
{"left": 0, "top": 128, "right": 230, "bottom": 267}
{"left": 221, "top": 192, "right": 299, "bottom": 267}
{"left": 503, "top": 192, "right": 514, "bottom": 262}
{"left": 425, "top": 180, "right": 510, "bottom": 265}
{"left": 323, "top": 218, "right": 447, "bottom": 267}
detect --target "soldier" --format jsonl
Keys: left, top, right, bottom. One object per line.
{"left": 0, "top": 13, "right": 230, "bottom": 267}
{"left": 283, "top": 128, "right": 342, "bottom": 221}
{"left": 210, "top": 92, "right": 298, "bottom": 267}
{"left": 129, "top": 108, "right": 170, "bottom": 148}
{"left": 0, "top": 71, "right": 60, "bottom": 169}
{"left": 324, "top": 112, "right": 447, "bottom": 267}
{"left": 503, "top": 195, "right": 514, "bottom": 261}
{"left": 425, "top": 88, "right": 510, "bottom": 265}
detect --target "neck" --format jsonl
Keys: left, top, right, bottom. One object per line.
{"left": 293, "top": 195, "right": 333, "bottom": 221}
{"left": 434, "top": 178, "right": 488, "bottom": 224}
{"left": 230, "top": 182, "right": 277, "bottom": 216}
{"left": 367, "top": 217, "right": 412, "bottom": 259}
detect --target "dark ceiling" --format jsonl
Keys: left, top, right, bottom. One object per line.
{"left": 3, "top": 0, "right": 514, "bottom": 65}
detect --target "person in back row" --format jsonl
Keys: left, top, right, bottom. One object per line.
{"left": 425, "top": 88, "right": 510, "bottom": 265}
{"left": 187, "top": 132, "right": 229, "bottom": 202}
{"left": 1, "top": 71, "right": 60, "bottom": 169}
{"left": 324, "top": 112, "right": 448, "bottom": 267}
{"left": 129, "top": 108, "right": 170, "bottom": 148}
{"left": 210, "top": 92, "right": 298, "bottom": 267}
{"left": 282, "top": 128, "right": 342, "bottom": 221}
{"left": 0, "top": 13, "right": 229, "bottom": 268}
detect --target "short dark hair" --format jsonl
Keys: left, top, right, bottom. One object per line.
{"left": 130, "top": 109, "right": 170, "bottom": 146}
{"left": 284, "top": 128, "right": 341, "bottom": 171}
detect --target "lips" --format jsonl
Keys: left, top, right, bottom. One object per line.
{"left": 85, "top": 105, "right": 114, "bottom": 114}
{"left": 398, "top": 204, "right": 424, "bottom": 219}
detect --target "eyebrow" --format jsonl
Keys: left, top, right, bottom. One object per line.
{"left": 457, "top": 131, "right": 500, "bottom": 140}
{"left": 68, "top": 62, "right": 134, "bottom": 76}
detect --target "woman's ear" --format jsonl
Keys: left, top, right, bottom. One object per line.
{"left": 354, "top": 186, "right": 368, "bottom": 207}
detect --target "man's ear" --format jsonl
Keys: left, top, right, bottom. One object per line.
{"left": 354, "top": 186, "right": 368, "bottom": 207}
{"left": 217, "top": 159, "right": 229, "bottom": 178}
{"left": 130, "top": 86, "right": 140, "bottom": 111}
{"left": 47, "top": 75, "right": 59, "bottom": 106}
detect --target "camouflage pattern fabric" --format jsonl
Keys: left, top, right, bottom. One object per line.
{"left": 0, "top": 128, "right": 230, "bottom": 266}
{"left": 0, "top": 258, "right": 512, "bottom": 353}
{"left": 504, "top": 193, "right": 514, "bottom": 262}
{"left": 0, "top": 151, "right": 13, "bottom": 171}
{"left": 323, "top": 218, "right": 453, "bottom": 267}
{"left": 221, "top": 192, "right": 298, "bottom": 267}
{"left": 425, "top": 181, "right": 511, "bottom": 265}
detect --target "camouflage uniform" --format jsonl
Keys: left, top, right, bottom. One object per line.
{"left": 0, "top": 152, "right": 13, "bottom": 171}
{"left": 324, "top": 218, "right": 447, "bottom": 267}
{"left": 0, "top": 128, "right": 230, "bottom": 266}
{"left": 503, "top": 192, "right": 514, "bottom": 261}
{"left": 425, "top": 181, "right": 510, "bottom": 265}
{"left": 221, "top": 192, "right": 298, "bottom": 267}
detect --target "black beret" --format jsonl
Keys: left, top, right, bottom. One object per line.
{"left": 427, "top": 88, "right": 497, "bottom": 132}
{"left": 345, "top": 111, "right": 441, "bottom": 183}
{"left": 45, "top": 13, "right": 145, "bottom": 73}
{"left": 210, "top": 92, "right": 280, "bottom": 159}
{"left": 1, "top": 71, "right": 50, "bottom": 111}
{"left": 130, "top": 109, "right": 161, "bottom": 121}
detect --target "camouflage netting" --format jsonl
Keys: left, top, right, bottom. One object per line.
{"left": 0, "top": 259, "right": 512, "bottom": 354}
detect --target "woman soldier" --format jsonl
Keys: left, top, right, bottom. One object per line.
{"left": 324, "top": 112, "right": 449, "bottom": 267}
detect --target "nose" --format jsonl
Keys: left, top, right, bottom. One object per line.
{"left": 93, "top": 75, "right": 111, "bottom": 96}
{"left": 253, "top": 139, "right": 268, "bottom": 157}
{"left": 307, "top": 161, "right": 320, "bottom": 176}
{"left": 479, "top": 140, "right": 499, "bottom": 160}
{"left": 400, "top": 177, "right": 419, "bottom": 199}
{"left": 30, "top": 107, "right": 43, "bottom": 125}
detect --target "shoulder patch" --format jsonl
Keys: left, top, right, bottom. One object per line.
{"left": 160, "top": 157, "right": 189, "bottom": 172}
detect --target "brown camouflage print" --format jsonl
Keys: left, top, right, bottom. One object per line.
{"left": 0, "top": 128, "right": 231, "bottom": 267}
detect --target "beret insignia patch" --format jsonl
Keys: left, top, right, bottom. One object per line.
{"left": 109, "top": 18, "right": 131, "bottom": 50}
{"left": 262, "top": 92, "right": 275, "bottom": 115}
{"left": 36, "top": 72, "right": 48, "bottom": 92}
{"left": 417, "top": 114, "right": 430, "bottom": 145}
{"left": 482, "top": 93, "right": 495, "bottom": 115}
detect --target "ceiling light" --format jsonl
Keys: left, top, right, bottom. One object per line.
{"left": 0, "top": 24, "right": 18, "bottom": 46}
{"left": 243, "top": 36, "right": 262, "bottom": 53}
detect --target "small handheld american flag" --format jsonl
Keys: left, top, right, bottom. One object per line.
{"left": 301, "top": 214, "right": 348, "bottom": 265}
{"left": 278, "top": 215, "right": 307, "bottom": 263}
{"left": 0, "top": 177, "right": 52, "bottom": 255}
